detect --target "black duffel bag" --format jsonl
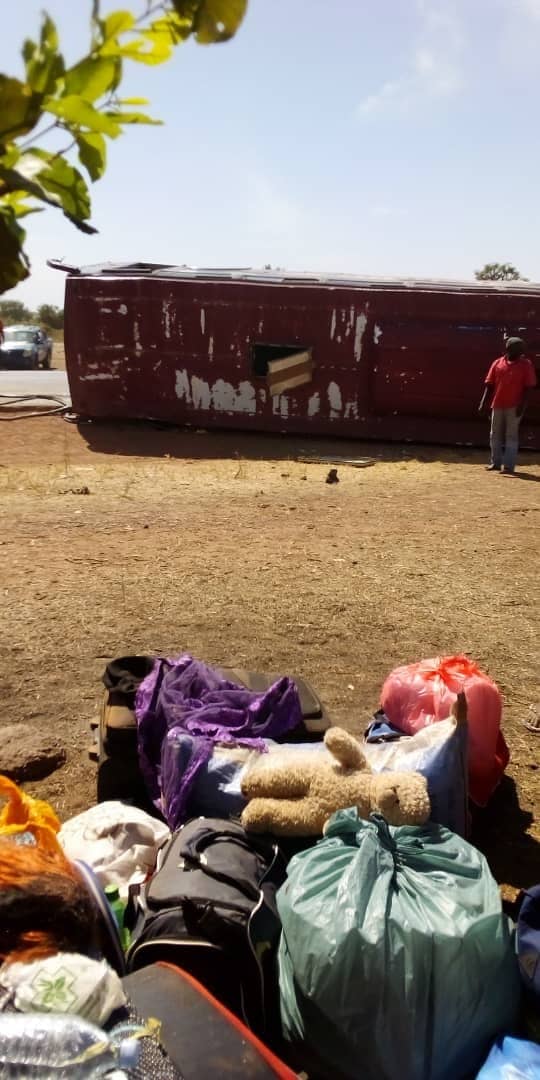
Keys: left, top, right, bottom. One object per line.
{"left": 126, "top": 817, "right": 286, "bottom": 1039}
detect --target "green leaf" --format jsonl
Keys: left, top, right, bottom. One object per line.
{"left": 99, "top": 9, "right": 196, "bottom": 62}
{"left": 0, "top": 154, "right": 97, "bottom": 234}
{"left": 117, "top": 97, "right": 149, "bottom": 105}
{"left": 0, "top": 205, "right": 30, "bottom": 292}
{"left": 41, "top": 14, "right": 59, "bottom": 53}
{"left": 45, "top": 95, "right": 121, "bottom": 136}
{"left": 1, "top": 192, "right": 42, "bottom": 219}
{"left": 170, "top": 1, "right": 199, "bottom": 13}
{"left": 63, "top": 56, "right": 119, "bottom": 102}
{"left": 106, "top": 109, "right": 161, "bottom": 125}
{"left": 76, "top": 131, "right": 107, "bottom": 180}
{"left": 1, "top": 146, "right": 21, "bottom": 169}
{"left": 22, "top": 15, "right": 64, "bottom": 96}
{"left": 176, "top": 0, "right": 248, "bottom": 43}
{"left": 0, "top": 160, "right": 66, "bottom": 210}
{"left": 39, "top": 160, "right": 92, "bottom": 222}
{"left": 27, "top": 149, "right": 94, "bottom": 224}
{"left": 22, "top": 38, "right": 35, "bottom": 65}
{"left": 100, "top": 10, "right": 135, "bottom": 41}
{"left": 103, "top": 35, "right": 173, "bottom": 65}
{"left": 0, "top": 76, "right": 43, "bottom": 143}
{"left": 169, "top": 0, "right": 200, "bottom": 31}
{"left": 149, "top": 12, "right": 194, "bottom": 45}
{"left": 25, "top": 50, "right": 64, "bottom": 97}
{"left": 5, "top": 152, "right": 44, "bottom": 184}
{"left": 102, "top": 13, "right": 189, "bottom": 66}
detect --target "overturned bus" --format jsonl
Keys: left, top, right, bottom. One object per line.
{"left": 51, "top": 261, "right": 540, "bottom": 449}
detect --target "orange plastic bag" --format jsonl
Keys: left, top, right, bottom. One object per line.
{"left": 0, "top": 775, "right": 63, "bottom": 854}
{"left": 381, "top": 656, "right": 509, "bottom": 806}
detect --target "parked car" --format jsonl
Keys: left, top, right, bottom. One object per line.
{"left": 0, "top": 325, "right": 53, "bottom": 370}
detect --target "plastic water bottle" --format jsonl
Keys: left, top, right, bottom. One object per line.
{"left": 104, "top": 883, "right": 131, "bottom": 951}
{"left": 0, "top": 1011, "right": 140, "bottom": 1077}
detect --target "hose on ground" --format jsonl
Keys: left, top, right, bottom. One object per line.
{"left": 0, "top": 394, "right": 69, "bottom": 420}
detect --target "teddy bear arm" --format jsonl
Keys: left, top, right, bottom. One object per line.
{"left": 324, "top": 727, "right": 369, "bottom": 770}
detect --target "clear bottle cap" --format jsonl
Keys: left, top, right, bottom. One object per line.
{"left": 118, "top": 1037, "right": 140, "bottom": 1070}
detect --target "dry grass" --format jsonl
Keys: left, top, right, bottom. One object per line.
{"left": 1, "top": 416, "right": 539, "bottom": 894}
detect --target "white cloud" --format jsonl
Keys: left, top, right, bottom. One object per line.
{"left": 518, "top": 0, "right": 540, "bottom": 18}
{"left": 358, "top": 0, "right": 465, "bottom": 117}
{"left": 359, "top": 81, "right": 402, "bottom": 117}
{"left": 413, "top": 45, "right": 463, "bottom": 95}
{"left": 491, "top": 0, "right": 540, "bottom": 72}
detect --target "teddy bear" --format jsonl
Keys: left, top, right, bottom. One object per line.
{"left": 240, "top": 725, "right": 431, "bottom": 836}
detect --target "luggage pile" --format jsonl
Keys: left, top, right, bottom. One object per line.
{"left": 81, "top": 649, "right": 537, "bottom": 1078}
{"left": 0, "top": 651, "right": 537, "bottom": 1078}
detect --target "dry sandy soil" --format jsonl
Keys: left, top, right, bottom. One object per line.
{"left": 0, "top": 414, "right": 538, "bottom": 896}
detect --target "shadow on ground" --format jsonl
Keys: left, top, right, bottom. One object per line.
{"left": 513, "top": 470, "right": 540, "bottom": 482}
{"left": 471, "top": 775, "right": 540, "bottom": 891}
{"left": 75, "top": 420, "right": 540, "bottom": 468}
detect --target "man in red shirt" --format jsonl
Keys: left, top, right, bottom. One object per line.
{"left": 479, "top": 337, "right": 537, "bottom": 474}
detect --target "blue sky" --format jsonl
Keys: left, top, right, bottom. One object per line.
{"left": 3, "top": 0, "right": 540, "bottom": 307}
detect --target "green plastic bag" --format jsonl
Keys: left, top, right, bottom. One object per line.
{"left": 277, "top": 810, "right": 520, "bottom": 1080}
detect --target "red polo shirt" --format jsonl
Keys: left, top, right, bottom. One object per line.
{"left": 485, "top": 355, "right": 537, "bottom": 409}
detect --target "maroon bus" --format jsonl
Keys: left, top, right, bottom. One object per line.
{"left": 52, "top": 261, "right": 540, "bottom": 449}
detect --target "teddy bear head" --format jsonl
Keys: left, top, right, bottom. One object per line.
{"left": 368, "top": 770, "right": 430, "bottom": 826}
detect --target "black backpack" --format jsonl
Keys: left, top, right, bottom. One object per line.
{"left": 125, "top": 818, "right": 286, "bottom": 1039}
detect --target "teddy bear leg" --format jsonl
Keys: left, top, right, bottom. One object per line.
{"left": 242, "top": 796, "right": 322, "bottom": 836}
{"left": 241, "top": 761, "right": 308, "bottom": 800}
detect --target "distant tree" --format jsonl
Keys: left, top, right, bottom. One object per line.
{"left": 475, "top": 263, "right": 527, "bottom": 282}
{"left": 0, "top": 298, "right": 35, "bottom": 323}
{"left": 37, "top": 303, "right": 64, "bottom": 328}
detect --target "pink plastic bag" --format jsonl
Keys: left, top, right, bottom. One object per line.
{"left": 381, "top": 656, "right": 509, "bottom": 806}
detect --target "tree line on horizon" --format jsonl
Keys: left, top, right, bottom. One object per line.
{"left": 0, "top": 298, "right": 64, "bottom": 328}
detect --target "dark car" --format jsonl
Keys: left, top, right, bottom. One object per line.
{"left": 0, "top": 325, "right": 53, "bottom": 370}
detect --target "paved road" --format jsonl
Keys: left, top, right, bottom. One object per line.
{"left": 0, "top": 369, "right": 71, "bottom": 408}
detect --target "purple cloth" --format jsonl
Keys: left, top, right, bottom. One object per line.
{"left": 135, "top": 655, "right": 302, "bottom": 829}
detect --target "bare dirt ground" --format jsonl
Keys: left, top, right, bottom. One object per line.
{"left": 0, "top": 415, "right": 538, "bottom": 896}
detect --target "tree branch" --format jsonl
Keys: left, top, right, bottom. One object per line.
{"left": 51, "top": 140, "right": 77, "bottom": 161}
{"left": 18, "top": 121, "right": 59, "bottom": 150}
{"left": 133, "top": 2, "right": 169, "bottom": 27}
{"left": 86, "top": 1, "right": 169, "bottom": 59}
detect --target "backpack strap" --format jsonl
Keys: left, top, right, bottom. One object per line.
{"left": 123, "top": 962, "right": 297, "bottom": 1079}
